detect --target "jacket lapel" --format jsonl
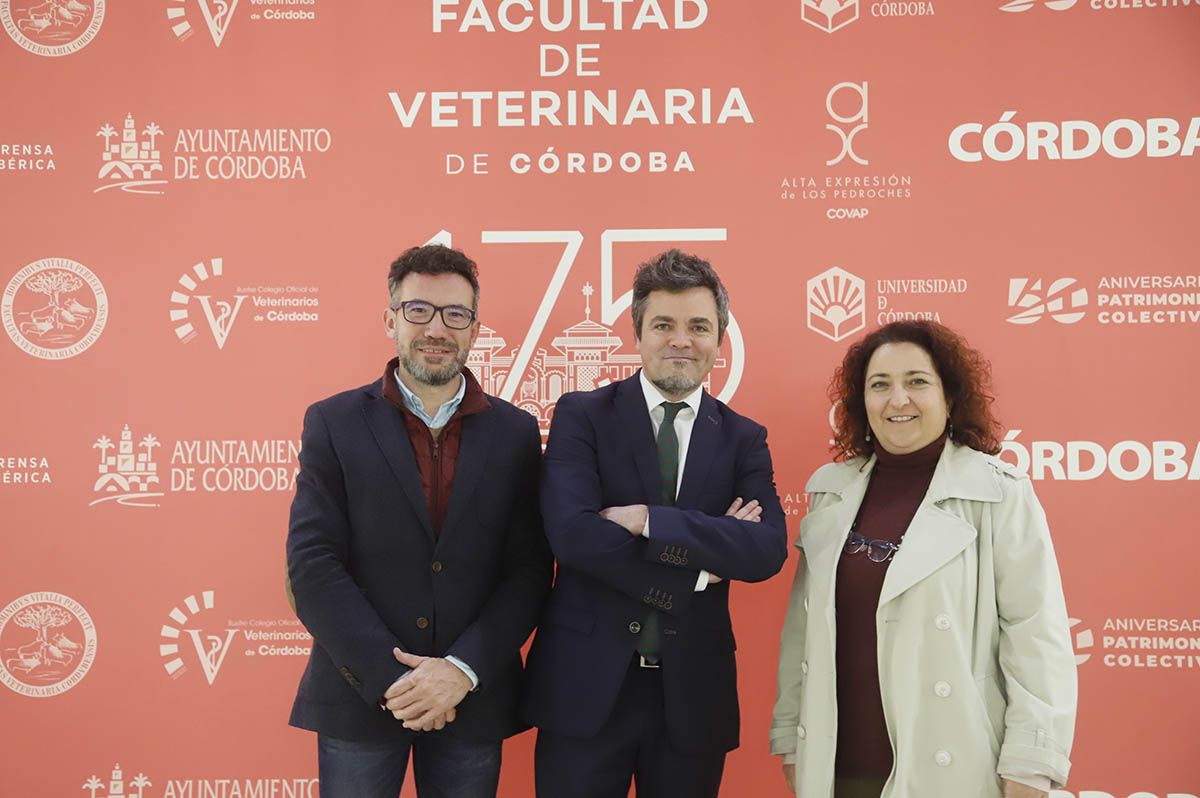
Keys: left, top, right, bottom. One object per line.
{"left": 440, "top": 407, "right": 497, "bottom": 543}
{"left": 676, "top": 392, "right": 720, "bottom": 508}
{"left": 615, "top": 374, "right": 661, "bottom": 504}
{"left": 362, "top": 388, "right": 436, "bottom": 542}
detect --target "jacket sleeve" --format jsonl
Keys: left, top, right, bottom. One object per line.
{"left": 642, "top": 424, "right": 788, "bottom": 583}
{"left": 445, "top": 413, "right": 553, "bottom": 690}
{"left": 770, "top": 540, "right": 809, "bottom": 758}
{"left": 992, "top": 475, "right": 1077, "bottom": 788}
{"left": 541, "top": 393, "right": 702, "bottom": 617}
{"left": 286, "top": 402, "right": 409, "bottom": 707}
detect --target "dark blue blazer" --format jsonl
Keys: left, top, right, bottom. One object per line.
{"left": 287, "top": 376, "right": 552, "bottom": 742}
{"left": 521, "top": 373, "right": 788, "bottom": 753}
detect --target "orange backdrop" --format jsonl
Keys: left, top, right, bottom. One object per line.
{"left": 2, "top": 2, "right": 1199, "bottom": 797}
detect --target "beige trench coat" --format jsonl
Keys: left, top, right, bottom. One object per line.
{"left": 771, "top": 442, "right": 1077, "bottom": 797}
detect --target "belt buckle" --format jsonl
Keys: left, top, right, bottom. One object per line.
{"left": 638, "top": 655, "right": 661, "bottom": 669}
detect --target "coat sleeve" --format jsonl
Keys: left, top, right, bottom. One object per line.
{"left": 445, "top": 413, "right": 553, "bottom": 690}
{"left": 541, "top": 393, "right": 702, "bottom": 617}
{"left": 770, "top": 541, "right": 809, "bottom": 758}
{"left": 992, "top": 475, "right": 1077, "bottom": 788}
{"left": 286, "top": 402, "right": 409, "bottom": 707}
{"left": 642, "top": 424, "right": 788, "bottom": 583}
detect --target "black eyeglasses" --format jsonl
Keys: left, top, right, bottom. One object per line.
{"left": 390, "top": 300, "right": 477, "bottom": 330}
{"left": 843, "top": 532, "right": 900, "bottom": 563}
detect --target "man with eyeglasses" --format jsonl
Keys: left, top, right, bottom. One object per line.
{"left": 286, "top": 244, "right": 552, "bottom": 797}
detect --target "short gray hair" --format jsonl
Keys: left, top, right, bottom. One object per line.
{"left": 631, "top": 249, "right": 730, "bottom": 343}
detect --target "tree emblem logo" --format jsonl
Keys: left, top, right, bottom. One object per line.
{"left": 0, "top": 0, "right": 105, "bottom": 57}
{"left": 2, "top": 258, "right": 108, "bottom": 360}
{"left": 0, "top": 592, "right": 97, "bottom": 697}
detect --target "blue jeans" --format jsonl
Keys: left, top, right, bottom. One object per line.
{"left": 317, "top": 732, "right": 501, "bottom": 798}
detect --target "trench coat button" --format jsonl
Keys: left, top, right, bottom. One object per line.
{"left": 629, "top": 621, "right": 642, "bottom": 634}
{"left": 416, "top": 616, "right": 430, "bottom": 630}
{"left": 934, "top": 750, "right": 952, "bottom": 767}
{"left": 431, "top": 561, "right": 443, "bottom": 574}
{"left": 797, "top": 725, "right": 807, "bottom": 740}
{"left": 800, "top": 661, "right": 809, "bottom": 675}
{"left": 934, "top": 614, "right": 951, "bottom": 631}
{"left": 934, "top": 680, "right": 952, "bottom": 698}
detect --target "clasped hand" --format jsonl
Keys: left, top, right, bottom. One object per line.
{"left": 382, "top": 648, "right": 472, "bottom": 732}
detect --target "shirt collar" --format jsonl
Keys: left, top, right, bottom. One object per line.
{"left": 393, "top": 367, "right": 466, "bottom": 428}
{"left": 639, "top": 369, "right": 702, "bottom": 418}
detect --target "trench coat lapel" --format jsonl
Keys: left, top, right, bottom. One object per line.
{"left": 877, "top": 503, "right": 977, "bottom": 606}
{"left": 800, "top": 458, "right": 874, "bottom": 611}
{"left": 362, "top": 388, "right": 436, "bottom": 542}
{"left": 877, "top": 442, "right": 1003, "bottom": 606}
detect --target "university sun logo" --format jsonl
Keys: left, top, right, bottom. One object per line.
{"left": 807, "top": 266, "right": 866, "bottom": 342}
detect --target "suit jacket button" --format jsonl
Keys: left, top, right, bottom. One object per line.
{"left": 660, "top": 553, "right": 669, "bottom": 562}
{"left": 629, "top": 621, "right": 642, "bottom": 634}
{"left": 416, "top": 616, "right": 430, "bottom": 630}
{"left": 431, "top": 561, "right": 443, "bottom": 574}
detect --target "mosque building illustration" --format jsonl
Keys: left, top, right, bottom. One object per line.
{"left": 92, "top": 425, "right": 160, "bottom": 495}
{"left": 97, "top": 113, "right": 164, "bottom": 183}
{"left": 467, "top": 284, "right": 725, "bottom": 438}
{"left": 80, "top": 763, "right": 151, "bottom": 798}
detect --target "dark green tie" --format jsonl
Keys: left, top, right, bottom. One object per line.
{"left": 638, "top": 401, "right": 688, "bottom": 663}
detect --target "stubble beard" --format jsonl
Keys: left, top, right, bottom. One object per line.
{"left": 401, "top": 337, "right": 468, "bottom": 387}
{"left": 651, "top": 373, "right": 700, "bottom": 398}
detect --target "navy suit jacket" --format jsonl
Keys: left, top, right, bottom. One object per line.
{"left": 287, "top": 376, "right": 552, "bottom": 742}
{"left": 521, "top": 372, "right": 788, "bottom": 753}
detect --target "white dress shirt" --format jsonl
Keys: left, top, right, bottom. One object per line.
{"left": 638, "top": 370, "right": 711, "bottom": 593}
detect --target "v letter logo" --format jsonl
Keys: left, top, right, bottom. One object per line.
{"left": 198, "top": 0, "right": 240, "bottom": 47}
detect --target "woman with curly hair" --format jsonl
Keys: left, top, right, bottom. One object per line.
{"left": 771, "top": 320, "right": 1076, "bottom": 798}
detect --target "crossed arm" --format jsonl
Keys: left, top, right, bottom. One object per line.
{"left": 541, "top": 395, "right": 787, "bottom": 614}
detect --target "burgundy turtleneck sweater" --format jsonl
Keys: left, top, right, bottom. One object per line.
{"left": 834, "top": 433, "right": 947, "bottom": 780}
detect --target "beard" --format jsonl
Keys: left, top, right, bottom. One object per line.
{"left": 651, "top": 373, "right": 699, "bottom": 397}
{"left": 400, "top": 336, "right": 469, "bottom": 387}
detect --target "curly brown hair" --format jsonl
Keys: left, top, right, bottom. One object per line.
{"left": 829, "top": 320, "right": 1002, "bottom": 460}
